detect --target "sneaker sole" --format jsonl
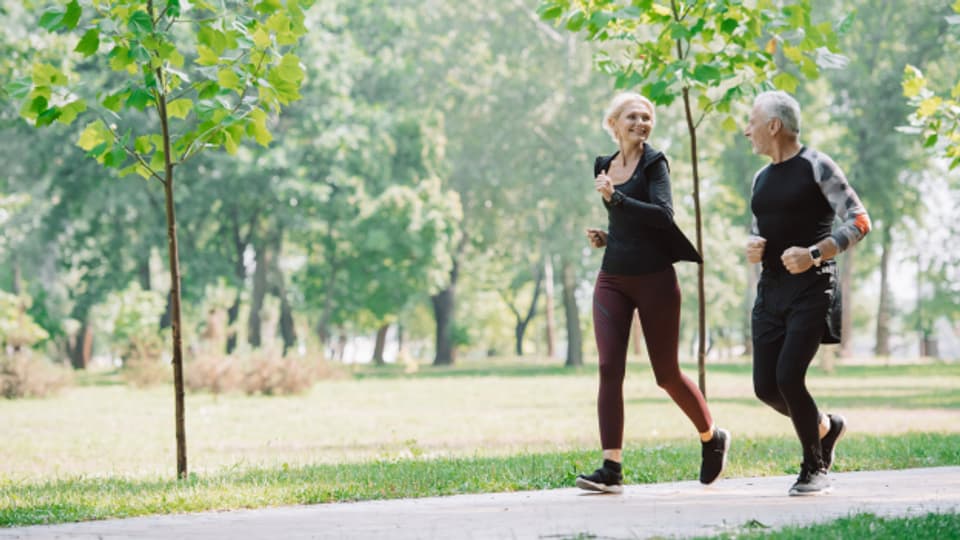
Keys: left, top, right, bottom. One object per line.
{"left": 824, "top": 418, "right": 848, "bottom": 472}
{"left": 575, "top": 477, "right": 623, "bottom": 494}
{"left": 788, "top": 485, "right": 833, "bottom": 497}
{"left": 700, "top": 428, "right": 731, "bottom": 485}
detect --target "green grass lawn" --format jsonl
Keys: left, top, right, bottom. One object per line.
{"left": 705, "top": 512, "right": 960, "bottom": 539}
{"left": 1, "top": 358, "right": 958, "bottom": 527}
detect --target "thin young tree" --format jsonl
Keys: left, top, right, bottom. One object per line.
{"left": 7, "top": 0, "right": 313, "bottom": 478}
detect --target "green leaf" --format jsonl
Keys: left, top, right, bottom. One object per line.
{"left": 57, "top": 99, "right": 87, "bottom": 125}
{"left": 196, "top": 45, "right": 220, "bottom": 66}
{"left": 836, "top": 11, "right": 855, "bottom": 34}
{"left": 218, "top": 68, "right": 242, "bottom": 91}
{"left": 26, "top": 95, "right": 48, "bottom": 116}
{"left": 721, "top": 115, "right": 739, "bottom": 132}
{"left": 102, "top": 90, "right": 128, "bottom": 112}
{"left": 128, "top": 10, "right": 153, "bottom": 35}
{"left": 772, "top": 71, "right": 798, "bottom": 93}
{"left": 108, "top": 46, "right": 134, "bottom": 72}
{"left": 166, "top": 98, "right": 192, "bottom": 119}
{"left": 783, "top": 45, "right": 803, "bottom": 63}
{"left": 4, "top": 77, "right": 32, "bottom": 100}
{"left": 77, "top": 120, "right": 112, "bottom": 151}
{"left": 566, "top": 10, "right": 586, "bottom": 32}
{"left": 135, "top": 135, "right": 154, "bottom": 154}
{"left": 222, "top": 128, "right": 238, "bottom": 154}
{"left": 923, "top": 134, "right": 939, "bottom": 148}
{"left": 720, "top": 18, "right": 738, "bottom": 35}
{"left": 253, "top": 27, "right": 271, "bottom": 49}
{"left": 198, "top": 81, "right": 220, "bottom": 100}
{"left": 36, "top": 107, "right": 61, "bottom": 127}
{"left": 75, "top": 29, "right": 100, "bottom": 57}
{"left": 38, "top": 8, "right": 64, "bottom": 31}
{"left": 692, "top": 64, "right": 722, "bottom": 83}
{"left": 536, "top": 3, "right": 563, "bottom": 21}
{"left": 62, "top": 0, "right": 82, "bottom": 30}
{"left": 247, "top": 108, "right": 272, "bottom": 146}
{"left": 32, "top": 63, "right": 67, "bottom": 86}
{"left": 126, "top": 88, "right": 154, "bottom": 110}
{"left": 103, "top": 145, "right": 127, "bottom": 168}
{"left": 165, "top": 0, "right": 181, "bottom": 18}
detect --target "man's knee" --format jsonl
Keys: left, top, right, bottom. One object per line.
{"left": 754, "top": 380, "right": 781, "bottom": 407}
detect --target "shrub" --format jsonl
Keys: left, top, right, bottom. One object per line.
{"left": 122, "top": 356, "right": 172, "bottom": 388}
{"left": 242, "top": 348, "right": 317, "bottom": 396}
{"left": 185, "top": 352, "right": 244, "bottom": 395}
{"left": 181, "top": 347, "right": 344, "bottom": 396}
{"left": 0, "top": 350, "right": 72, "bottom": 399}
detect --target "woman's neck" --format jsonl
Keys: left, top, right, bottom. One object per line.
{"left": 618, "top": 142, "right": 644, "bottom": 166}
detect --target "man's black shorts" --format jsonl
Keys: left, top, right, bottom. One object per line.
{"left": 752, "top": 262, "right": 841, "bottom": 345}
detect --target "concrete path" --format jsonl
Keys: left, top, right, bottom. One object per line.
{"left": 3, "top": 467, "right": 958, "bottom": 539}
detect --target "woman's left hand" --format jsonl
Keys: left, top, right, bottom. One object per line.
{"left": 595, "top": 170, "right": 614, "bottom": 202}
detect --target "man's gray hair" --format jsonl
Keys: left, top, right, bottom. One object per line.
{"left": 754, "top": 90, "right": 801, "bottom": 135}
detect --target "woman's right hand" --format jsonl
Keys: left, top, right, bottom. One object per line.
{"left": 746, "top": 235, "right": 766, "bottom": 264}
{"left": 586, "top": 228, "right": 607, "bottom": 248}
{"left": 594, "top": 170, "right": 614, "bottom": 202}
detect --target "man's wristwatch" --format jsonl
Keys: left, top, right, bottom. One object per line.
{"left": 809, "top": 246, "right": 823, "bottom": 267}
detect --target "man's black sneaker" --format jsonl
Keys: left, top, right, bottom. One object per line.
{"left": 788, "top": 464, "right": 832, "bottom": 496}
{"left": 821, "top": 413, "right": 847, "bottom": 472}
{"left": 700, "top": 428, "right": 730, "bottom": 485}
{"left": 575, "top": 460, "right": 623, "bottom": 494}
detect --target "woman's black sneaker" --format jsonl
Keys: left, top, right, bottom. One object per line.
{"left": 575, "top": 459, "right": 623, "bottom": 494}
{"left": 700, "top": 428, "right": 730, "bottom": 485}
{"left": 821, "top": 413, "right": 847, "bottom": 472}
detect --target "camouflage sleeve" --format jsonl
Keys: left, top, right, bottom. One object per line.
{"left": 812, "top": 151, "right": 872, "bottom": 251}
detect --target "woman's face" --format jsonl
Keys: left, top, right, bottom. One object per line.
{"left": 611, "top": 101, "right": 654, "bottom": 145}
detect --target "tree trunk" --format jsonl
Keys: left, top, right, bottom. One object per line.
{"left": 561, "top": 258, "right": 582, "bottom": 367}
{"left": 512, "top": 267, "right": 544, "bottom": 356}
{"left": 839, "top": 248, "right": 855, "bottom": 358}
{"left": 278, "top": 291, "right": 296, "bottom": 357}
{"left": 225, "top": 290, "right": 240, "bottom": 354}
{"left": 680, "top": 85, "right": 707, "bottom": 397}
{"left": 875, "top": 230, "right": 892, "bottom": 357}
{"left": 316, "top": 263, "right": 340, "bottom": 347}
{"left": 372, "top": 323, "right": 389, "bottom": 365}
{"left": 138, "top": 254, "right": 151, "bottom": 291}
{"left": 248, "top": 240, "right": 269, "bottom": 349}
{"left": 67, "top": 318, "right": 93, "bottom": 370}
{"left": 152, "top": 50, "right": 188, "bottom": 479}
{"left": 544, "top": 255, "right": 557, "bottom": 358}
{"left": 431, "top": 276, "right": 456, "bottom": 366}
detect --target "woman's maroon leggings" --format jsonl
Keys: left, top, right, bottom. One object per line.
{"left": 592, "top": 267, "right": 712, "bottom": 449}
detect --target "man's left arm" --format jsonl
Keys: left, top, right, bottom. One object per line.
{"left": 781, "top": 153, "right": 871, "bottom": 273}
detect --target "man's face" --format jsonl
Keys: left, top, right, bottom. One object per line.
{"left": 743, "top": 104, "right": 774, "bottom": 157}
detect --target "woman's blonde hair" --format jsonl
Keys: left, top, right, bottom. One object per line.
{"left": 602, "top": 92, "right": 656, "bottom": 143}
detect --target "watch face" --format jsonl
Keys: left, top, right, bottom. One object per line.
{"left": 810, "top": 247, "right": 822, "bottom": 259}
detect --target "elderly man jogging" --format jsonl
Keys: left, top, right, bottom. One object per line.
{"left": 743, "top": 90, "right": 871, "bottom": 496}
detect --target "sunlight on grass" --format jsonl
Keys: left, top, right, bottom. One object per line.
{"left": 2, "top": 360, "right": 958, "bottom": 480}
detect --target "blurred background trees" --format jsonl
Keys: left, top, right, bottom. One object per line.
{"left": 1, "top": 0, "right": 958, "bottom": 382}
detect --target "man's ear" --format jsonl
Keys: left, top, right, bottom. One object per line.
{"left": 769, "top": 117, "right": 783, "bottom": 135}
